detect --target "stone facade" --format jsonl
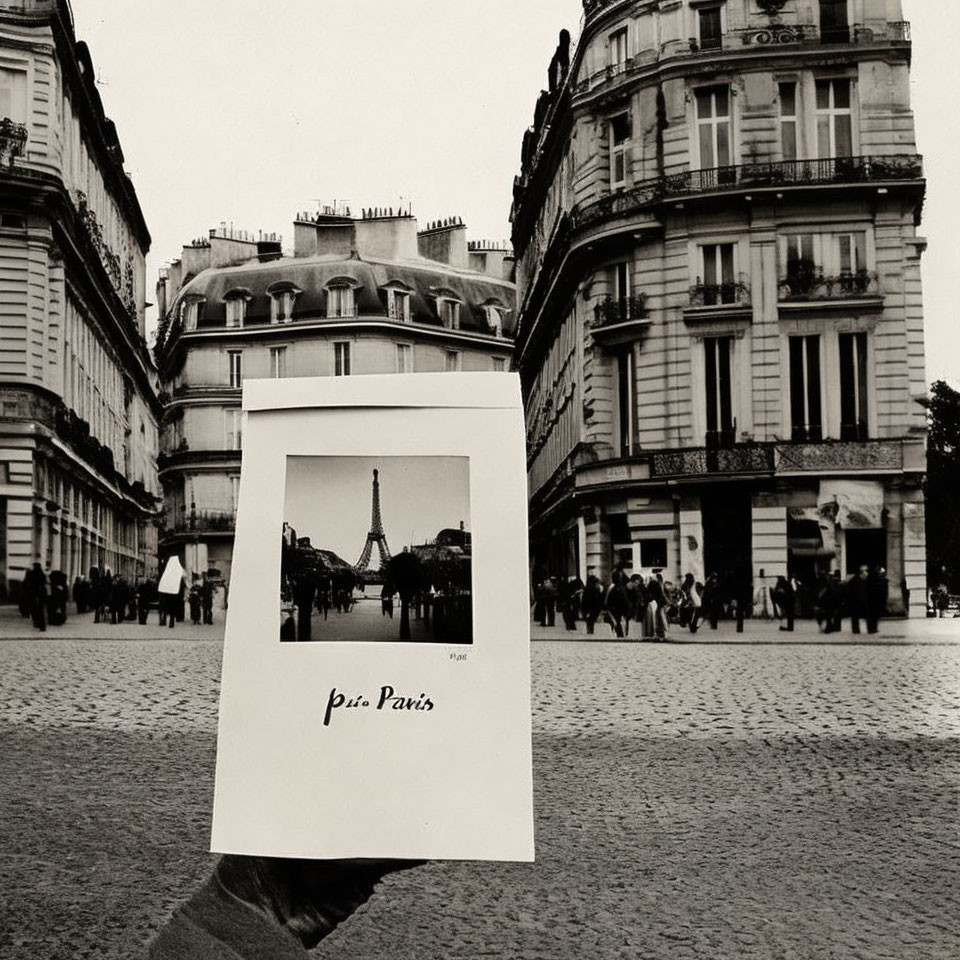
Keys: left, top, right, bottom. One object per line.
{"left": 0, "top": 0, "right": 159, "bottom": 596}
{"left": 513, "top": 0, "right": 927, "bottom": 616}
{"left": 154, "top": 210, "right": 515, "bottom": 584}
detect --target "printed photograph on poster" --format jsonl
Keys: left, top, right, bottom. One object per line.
{"left": 279, "top": 455, "right": 473, "bottom": 644}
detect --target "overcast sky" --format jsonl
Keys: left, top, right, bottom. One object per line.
{"left": 70, "top": 0, "right": 958, "bottom": 388}
{"left": 284, "top": 456, "right": 471, "bottom": 562}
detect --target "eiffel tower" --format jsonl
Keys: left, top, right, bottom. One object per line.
{"left": 354, "top": 468, "right": 392, "bottom": 575}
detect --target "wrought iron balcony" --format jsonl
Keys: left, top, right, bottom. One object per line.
{"left": 571, "top": 155, "right": 923, "bottom": 232}
{"left": 650, "top": 444, "right": 775, "bottom": 479}
{"left": 169, "top": 509, "right": 237, "bottom": 536}
{"left": 689, "top": 281, "right": 750, "bottom": 309}
{"left": 593, "top": 294, "right": 648, "bottom": 326}
{"left": 0, "top": 117, "right": 27, "bottom": 168}
{"left": 775, "top": 440, "right": 903, "bottom": 473}
{"left": 779, "top": 267, "right": 880, "bottom": 301}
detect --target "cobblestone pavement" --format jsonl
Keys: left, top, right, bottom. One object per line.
{"left": 0, "top": 615, "right": 958, "bottom": 959}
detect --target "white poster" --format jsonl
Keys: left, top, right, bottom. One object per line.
{"left": 211, "top": 373, "right": 534, "bottom": 862}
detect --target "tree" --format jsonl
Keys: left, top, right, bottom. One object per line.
{"left": 924, "top": 380, "right": 960, "bottom": 592}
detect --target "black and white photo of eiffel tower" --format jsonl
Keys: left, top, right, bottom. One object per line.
{"left": 279, "top": 456, "right": 473, "bottom": 644}
{"left": 354, "top": 469, "right": 392, "bottom": 576}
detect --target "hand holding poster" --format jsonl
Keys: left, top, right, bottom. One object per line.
{"left": 211, "top": 373, "right": 534, "bottom": 862}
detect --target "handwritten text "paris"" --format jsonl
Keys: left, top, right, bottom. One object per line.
{"left": 323, "top": 685, "right": 435, "bottom": 727}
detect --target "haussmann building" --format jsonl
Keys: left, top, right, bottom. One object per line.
{"left": 0, "top": 0, "right": 160, "bottom": 597}
{"left": 153, "top": 208, "right": 515, "bottom": 585}
{"left": 512, "top": 0, "right": 927, "bottom": 616}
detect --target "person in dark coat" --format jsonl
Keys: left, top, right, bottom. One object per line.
{"left": 581, "top": 575, "right": 604, "bottom": 635}
{"left": 701, "top": 572, "right": 721, "bottom": 630}
{"left": 848, "top": 565, "right": 871, "bottom": 634}
{"left": 293, "top": 574, "right": 317, "bottom": 641}
{"left": 72, "top": 576, "right": 85, "bottom": 614}
{"left": 201, "top": 574, "right": 215, "bottom": 625}
{"left": 23, "top": 563, "right": 47, "bottom": 632}
{"left": 47, "top": 570, "right": 68, "bottom": 626}
{"left": 188, "top": 576, "right": 203, "bottom": 625}
{"left": 137, "top": 578, "right": 153, "bottom": 625}
{"left": 109, "top": 576, "right": 128, "bottom": 625}
{"left": 562, "top": 575, "right": 584, "bottom": 631}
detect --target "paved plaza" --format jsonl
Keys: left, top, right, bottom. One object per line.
{"left": 0, "top": 606, "right": 957, "bottom": 958}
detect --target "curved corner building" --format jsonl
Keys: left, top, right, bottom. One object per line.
{"left": 153, "top": 209, "right": 515, "bottom": 584}
{"left": 0, "top": 0, "right": 160, "bottom": 596}
{"left": 512, "top": 0, "right": 926, "bottom": 615}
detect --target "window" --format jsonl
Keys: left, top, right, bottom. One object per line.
{"left": 439, "top": 299, "right": 461, "bottom": 330}
{"left": 838, "top": 332, "right": 869, "bottom": 440}
{"left": 268, "top": 284, "right": 300, "bottom": 324}
{"left": 0, "top": 68, "right": 27, "bottom": 123}
{"left": 229, "top": 475, "right": 240, "bottom": 514}
{"left": 616, "top": 349, "right": 636, "bottom": 457}
{"left": 181, "top": 298, "right": 205, "bottom": 331}
{"left": 225, "top": 298, "right": 245, "bottom": 327}
{"left": 704, "top": 336, "right": 734, "bottom": 448}
{"left": 334, "top": 341, "right": 351, "bottom": 376}
{"left": 485, "top": 305, "right": 504, "bottom": 336}
{"left": 699, "top": 243, "right": 738, "bottom": 305}
{"left": 695, "top": 86, "right": 731, "bottom": 170}
{"left": 269, "top": 346, "right": 287, "bottom": 378}
{"left": 387, "top": 288, "right": 411, "bottom": 322}
{"left": 819, "top": 0, "right": 850, "bottom": 44}
{"left": 226, "top": 409, "right": 243, "bottom": 450}
{"left": 781, "top": 232, "right": 868, "bottom": 295}
{"left": 327, "top": 284, "right": 355, "bottom": 319}
{"left": 609, "top": 27, "right": 628, "bottom": 69}
{"left": 779, "top": 82, "right": 798, "bottom": 160}
{"left": 609, "top": 113, "right": 631, "bottom": 189}
{"left": 492, "top": 357, "right": 506, "bottom": 372}
{"left": 816, "top": 79, "right": 853, "bottom": 158}
{"left": 697, "top": 5, "right": 723, "bottom": 51}
{"left": 789, "top": 336, "right": 823, "bottom": 442}
{"left": 396, "top": 343, "right": 412, "bottom": 373}
{"left": 640, "top": 539, "right": 668, "bottom": 569}
{"left": 227, "top": 350, "right": 243, "bottom": 388}
{"left": 445, "top": 350, "right": 461, "bottom": 372}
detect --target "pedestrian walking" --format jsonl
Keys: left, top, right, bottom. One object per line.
{"left": 158, "top": 556, "right": 188, "bottom": 630}
{"left": 23, "top": 562, "right": 47, "bottom": 632}
{"left": 47, "top": 570, "right": 68, "bottom": 626}
{"left": 201, "top": 574, "right": 215, "bottom": 625}
{"left": 701, "top": 572, "right": 720, "bottom": 630}
{"left": 188, "top": 575, "right": 203, "bottom": 625}
{"left": 541, "top": 577, "right": 558, "bottom": 628}
{"left": 773, "top": 575, "right": 794, "bottom": 632}
{"left": 561, "top": 575, "right": 584, "bottom": 631}
{"left": 581, "top": 575, "right": 603, "bottom": 635}
{"left": 681, "top": 573, "right": 703, "bottom": 633}
{"left": 848, "top": 565, "right": 871, "bottom": 634}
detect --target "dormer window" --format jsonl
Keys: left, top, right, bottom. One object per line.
{"left": 181, "top": 296, "right": 206, "bottom": 331}
{"left": 267, "top": 281, "right": 301, "bottom": 324}
{"left": 482, "top": 302, "right": 506, "bottom": 337}
{"left": 384, "top": 282, "right": 413, "bottom": 322}
{"left": 325, "top": 277, "right": 359, "bottom": 319}
{"left": 223, "top": 288, "right": 252, "bottom": 328}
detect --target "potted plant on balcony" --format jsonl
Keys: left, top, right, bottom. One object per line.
{"left": 0, "top": 118, "right": 27, "bottom": 168}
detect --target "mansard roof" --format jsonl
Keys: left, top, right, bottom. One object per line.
{"left": 173, "top": 253, "right": 517, "bottom": 335}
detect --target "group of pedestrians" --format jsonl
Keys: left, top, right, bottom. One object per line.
{"left": 534, "top": 568, "right": 716, "bottom": 641}
{"left": 18, "top": 556, "right": 220, "bottom": 633}
{"left": 534, "top": 563, "right": 893, "bottom": 638}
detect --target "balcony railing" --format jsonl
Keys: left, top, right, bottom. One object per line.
{"left": 779, "top": 267, "right": 880, "bottom": 301}
{"left": 573, "top": 21, "right": 911, "bottom": 98}
{"left": 689, "top": 280, "right": 750, "bottom": 309}
{"left": 593, "top": 294, "right": 648, "bottom": 326}
{"left": 170, "top": 509, "right": 237, "bottom": 535}
{"left": 650, "top": 444, "right": 775, "bottom": 479}
{"left": 572, "top": 155, "right": 923, "bottom": 230}
{"left": 775, "top": 440, "right": 902, "bottom": 472}
{"left": 0, "top": 117, "right": 27, "bottom": 168}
